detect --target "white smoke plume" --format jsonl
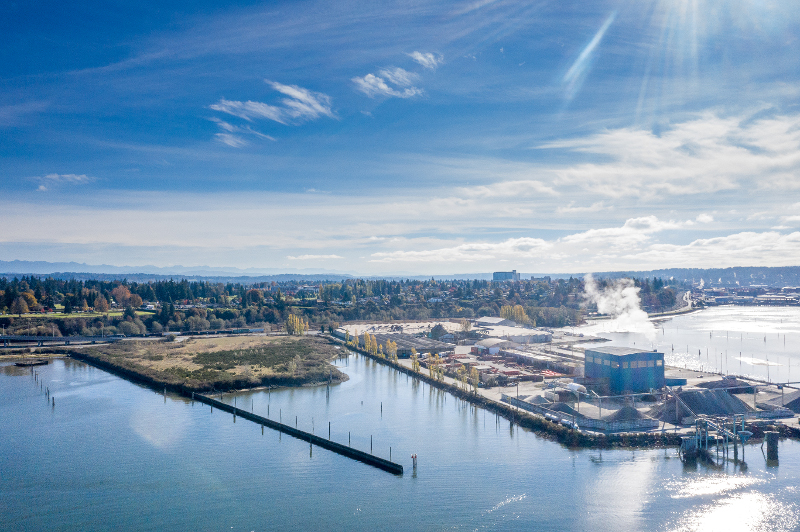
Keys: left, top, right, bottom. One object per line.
{"left": 583, "top": 274, "right": 656, "bottom": 339}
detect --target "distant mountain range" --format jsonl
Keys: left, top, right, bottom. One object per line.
{"left": 0, "top": 260, "right": 355, "bottom": 283}
{"left": 1, "top": 260, "right": 799, "bottom": 286}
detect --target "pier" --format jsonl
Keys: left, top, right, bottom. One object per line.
{"left": 193, "top": 393, "right": 403, "bottom": 475}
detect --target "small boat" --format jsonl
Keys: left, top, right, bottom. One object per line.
{"left": 14, "top": 359, "right": 50, "bottom": 367}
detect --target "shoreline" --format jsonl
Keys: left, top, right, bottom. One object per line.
{"left": 333, "top": 337, "right": 800, "bottom": 449}
{"left": 334, "top": 338, "right": 682, "bottom": 449}
{"left": 3, "top": 334, "right": 349, "bottom": 394}
{"left": 6, "top": 332, "right": 798, "bottom": 449}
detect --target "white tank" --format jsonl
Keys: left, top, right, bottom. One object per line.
{"left": 566, "top": 382, "right": 587, "bottom": 394}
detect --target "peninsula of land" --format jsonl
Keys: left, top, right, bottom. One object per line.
{"left": 38, "top": 334, "right": 348, "bottom": 392}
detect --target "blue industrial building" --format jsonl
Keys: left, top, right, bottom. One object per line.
{"left": 584, "top": 346, "right": 665, "bottom": 394}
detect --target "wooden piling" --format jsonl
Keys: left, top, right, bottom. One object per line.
{"left": 193, "top": 393, "right": 402, "bottom": 474}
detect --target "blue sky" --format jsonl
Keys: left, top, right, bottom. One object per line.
{"left": 3, "top": 0, "right": 800, "bottom": 275}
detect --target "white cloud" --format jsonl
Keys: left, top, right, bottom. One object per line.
{"left": 210, "top": 99, "right": 284, "bottom": 122}
{"left": 627, "top": 231, "right": 800, "bottom": 268}
{"left": 696, "top": 213, "right": 714, "bottom": 223}
{"left": 378, "top": 67, "right": 420, "bottom": 87}
{"left": 352, "top": 73, "right": 423, "bottom": 99}
{"left": 287, "top": 254, "right": 343, "bottom": 260}
{"left": 557, "top": 201, "right": 609, "bottom": 214}
{"left": 31, "top": 173, "right": 94, "bottom": 190}
{"left": 561, "top": 216, "right": 682, "bottom": 246}
{"left": 214, "top": 133, "right": 248, "bottom": 148}
{"left": 408, "top": 51, "right": 443, "bottom": 69}
{"left": 458, "top": 179, "right": 558, "bottom": 198}
{"left": 209, "top": 117, "right": 274, "bottom": 147}
{"left": 210, "top": 80, "right": 335, "bottom": 125}
{"left": 42, "top": 173, "right": 93, "bottom": 183}
{"left": 370, "top": 237, "right": 551, "bottom": 263}
{"left": 542, "top": 113, "right": 800, "bottom": 198}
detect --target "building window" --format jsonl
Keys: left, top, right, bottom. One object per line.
{"left": 622, "top": 362, "right": 629, "bottom": 369}
{"left": 648, "top": 360, "right": 655, "bottom": 367}
{"left": 603, "top": 359, "right": 610, "bottom": 366}
{"left": 611, "top": 361, "right": 619, "bottom": 368}
{"left": 656, "top": 360, "right": 663, "bottom": 366}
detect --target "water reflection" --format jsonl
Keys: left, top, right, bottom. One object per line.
{"left": 665, "top": 491, "right": 798, "bottom": 532}
{"left": 2, "top": 356, "right": 800, "bottom": 531}
{"left": 577, "top": 307, "right": 800, "bottom": 382}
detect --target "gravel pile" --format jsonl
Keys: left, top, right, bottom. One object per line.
{"left": 697, "top": 377, "right": 755, "bottom": 394}
{"left": 602, "top": 405, "right": 649, "bottom": 422}
{"left": 649, "top": 388, "right": 753, "bottom": 422}
{"left": 766, "top": 390, "right": 800, "bottom": 413}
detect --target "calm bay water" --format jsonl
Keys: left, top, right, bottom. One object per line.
{"left": 3, "top": 309, "right": 800, "bottom": 531}
{"left": 579, "top": 306, "right": 800, "bottom": 383}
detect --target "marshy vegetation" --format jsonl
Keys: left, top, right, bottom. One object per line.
{"left": 57, "top": 335, "right": 347, "bottom": 392}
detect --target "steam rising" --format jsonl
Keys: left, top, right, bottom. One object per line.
{"left": 584, "top": 274, "right": 656, "bottom": 339}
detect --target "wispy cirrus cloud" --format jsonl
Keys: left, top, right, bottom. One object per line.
{"left": 0, "top": 100, "right": 49, "bottom": 127}
{"left": 379, "top": 67, "right": 420, "bottom": 87}
{"left": 352, "top": 67, "right": 423, "bottom": 99}
{"left": 41, "top": 173, "right": 94, "bottom": 183}
{"left": 209, "top": 117, "right": 274, "bottom": 148}
{"left": 214, "top": 133, "right": 248, "bottom": 148}
{"left": 31, "top": 173, "right": 95, "bottom": 192}
{"left": 408, "top": 51, "right": 443, "bottom": 69}
{"left": 210, "top": 80, "right": 335, "bottom": 125}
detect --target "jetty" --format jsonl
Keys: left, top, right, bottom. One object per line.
{"left": 193, "top": 393, "right": 403, "bottom": 475}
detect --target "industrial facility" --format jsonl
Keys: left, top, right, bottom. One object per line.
{"left": 584, "top": 346, "right": 665, "bottom": 394}
{"left": 335, "top": 318, "right": 800, "bottom": 439}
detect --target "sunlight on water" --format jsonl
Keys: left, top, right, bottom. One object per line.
{"left": 577, "top": 307, "right": 800, "bottom": 382}
{"left": 666, "top": 474, "right": 764, "bottom": 498}
{"left": 3, "top": 354, "right": 800, "bottom": 531}
{"left": 736, "top": 356, "right": 781, "bottom": 367}
{"left": 484, "top": 494, "right": 526, "bottom": 514}
{"left": 665, "top": 491, "right": 799, "bottom": 532}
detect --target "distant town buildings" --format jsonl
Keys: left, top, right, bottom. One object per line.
{"left": 694, "top": 285, "right": 800, "bottom": 306}
{"left": 492, "top": 270, "right": 520, "bottom": 282}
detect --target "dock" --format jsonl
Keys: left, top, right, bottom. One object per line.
{"left": 193, "top": 393, "right": 403, "bottom": 475}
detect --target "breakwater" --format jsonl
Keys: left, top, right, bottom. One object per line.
{"left": 193, "top": 392, "right": 403, "bottom": 475}
{"left": 65, "top": 348, "right": 403, "bottom": 474}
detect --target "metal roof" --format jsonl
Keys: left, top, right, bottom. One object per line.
{"left": 585, "top": 346, "right": 661, "bottom": 357}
